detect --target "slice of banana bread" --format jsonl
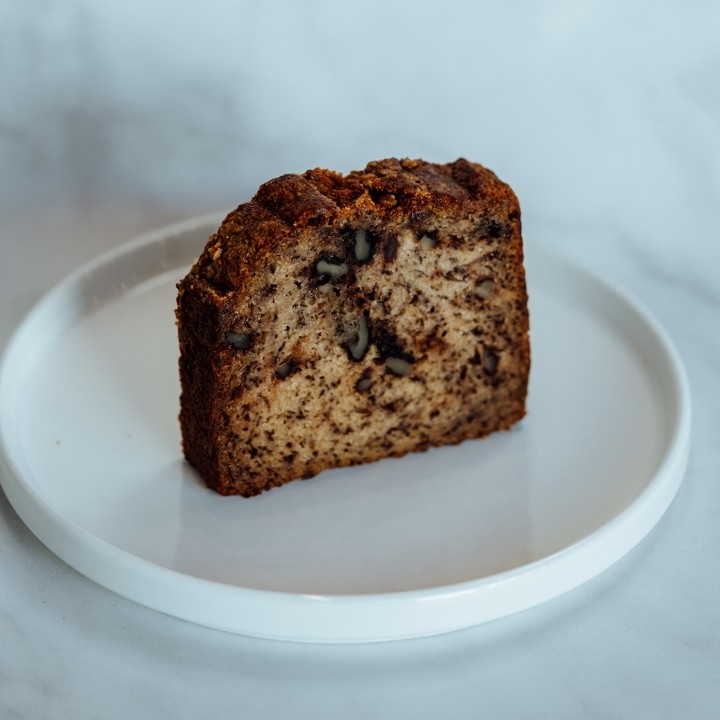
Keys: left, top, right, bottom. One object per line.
{"left": 177, "top": 158, "right": 530, "bottom": 496}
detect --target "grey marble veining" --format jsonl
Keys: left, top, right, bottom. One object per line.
{"left": 1, "top": 1, "right": 719, "bottom": 718}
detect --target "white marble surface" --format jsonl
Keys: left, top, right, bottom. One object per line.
{"left": 1, "top": 1, "right": 718, "bottom": 717}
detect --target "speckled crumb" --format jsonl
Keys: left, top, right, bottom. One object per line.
{"left": 177, "top": 158, "right": 530, "bottom": 496}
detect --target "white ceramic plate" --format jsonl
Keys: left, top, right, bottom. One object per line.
{"left": 0, "top": 215, "right": 690, "bottom": 643}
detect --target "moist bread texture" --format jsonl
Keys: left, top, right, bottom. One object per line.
{"left": 177, "top": 158, "right": 530, "bottom": 496}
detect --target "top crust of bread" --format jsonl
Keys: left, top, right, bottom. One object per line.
{"left": 177, "top": 158, "right": 530, "bottom": 496}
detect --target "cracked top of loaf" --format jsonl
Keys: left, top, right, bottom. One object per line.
{"left": 191, "top": 157, "right": 520, "bottom": 295}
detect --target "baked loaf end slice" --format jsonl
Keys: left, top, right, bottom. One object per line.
{"left": 177, "top": 158, "right": 530, "bottom": 496}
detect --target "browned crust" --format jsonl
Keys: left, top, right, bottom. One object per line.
{"left": 191, "top": 158, "right": 518, "bottom": 293}
{"left": 177, "top": 158, "right": 530, "bottom": 496}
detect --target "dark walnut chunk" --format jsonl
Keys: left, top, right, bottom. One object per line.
{"left": 371, "top": 323, "right": 415, "bottom": 376}
{"left": 342, "top": 227, "right": 378, "bottom": 263}
{"left": 345, "top": 315, "right": 370, "bottom": 361}
{"left": 314, "top": 256, "right": 349, "bottom": 286}
{"left": 355, "top": 369, "right": 372, "bottom": 392}
{"left": 225, "top": 331, "right": 252, "bottom": 350}
{"left": 276, "top": 358, "right": 299, "bottom": 379}
{"left": 383, "top": 235, "right": 399, "bottom": 262}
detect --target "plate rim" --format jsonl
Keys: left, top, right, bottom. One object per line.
{"left": 0, "top": 216, "right": 692, "bottom": 642}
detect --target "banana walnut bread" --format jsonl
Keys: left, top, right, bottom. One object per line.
{"left": 176, "top": 158, "right": 530, "bottom": 496}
